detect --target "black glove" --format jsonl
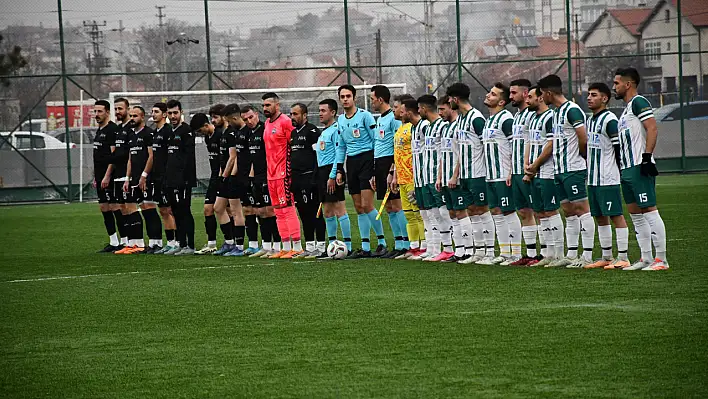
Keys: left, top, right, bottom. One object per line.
{"left": 640, "top": 153, "right": 659, "bottom": 177}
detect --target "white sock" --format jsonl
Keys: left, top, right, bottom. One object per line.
{"left": 420, "top": 209, "right": 431, "bottom": 252}
{"left": 565, "top": 215, "right": 580, "bottom": 258}
{"left": 274, "top": 241, "right": 281, "bottom": 251}
{"left": 283, "top": 240, "right": 292, "bottom": 251}
{"left": 539, "top": 218, "right": 554, "bottom": 258}
{"left": 317, "top": 241, "right": 326, "bottom": 252}
{"left": 411, "top": 241, "right": 420, "bottom": 250}
{"left": 249, "top": 241, "right": 259, "bottom": 249}
{"left": 136, "top": 240, "right": 145, "bottom": 248}
{"left": 598, "top": 224, "right": 613, "bottom": 259}
{"left": 208, "top": 240, "right": 217, "bottom": 247}
{"left": 537, "top": 224, "right": 546, "bottom": 257}
{"left": 306, "top": 241, "right": 315, "bottom": 252}
{"left": 263, "top": 241, "right": 272, "bottom": 251}
{"left": 109, "top": 233, "right": 119, "bottom": 247}
{"left": 225, "top": 239, "right": 234, "bottom": 245}
{"left": 168, "top": 240, "right": 177, "bottom": 247}
{"left": 451, "top": 218, "right": 465, "bottom": 257}
{"left": 579, "top": 212, "right": 595, "bottom": 262}
{"left": 522, "top": 225, "right": 538, "bottom": 257}
{"left": 616, "top": 227, "right": 629, "bottom": 260}
{"left": 437, "top": 206, "right": 454, "bottom": 253}
{"left": 643, "top": 210, "right": 667, "bottom": 262}
{"left": 459, "top": 216, "right": 475, "bottom": 255}
{"left": 237, "top": 244, "right": 244, "bottom": 250}
{"left": 493, "top": 214, "right": 510, "bottom": 257}
{"left": 505, "top": 213, "right": 522, "bottom": 257}
{"left": 121, "top": 237, "right": 128, "bottom": 246}
{"left": 293, "top": 240, "right": 303, "bottom": 252}
{"left": 470, "top": 215, "right": 485, "bottom": 256}
{"left": 549, "top": 213, "right": 565, "bottom": 259}
{"left": 630, "top": 213, "right": 652, "bottom": 262}
{"left": 480, "top": 211, "right": 496, "bottom": 257}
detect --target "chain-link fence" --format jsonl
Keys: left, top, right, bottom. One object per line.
{"left": 1, "top": 0, "right": 705, "bottom": 203}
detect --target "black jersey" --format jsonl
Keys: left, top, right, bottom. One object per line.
{"left": 291, "top": 122, "right": 320, "bottom": 175}
{"left": 128, "top": 126, "right": 154, "bottom": 183}
{"left": 219, "top": 125, "right": 237, "bottom": 174}
{"left": 111, "top": 122, "right": 132, "bottom": 178}
{"left": 247, "top": 122, "right": 266, "bottom": 179}
{"left": 206, "top": 127, "right": 223, "bottom": 179}
{"left": 164, "top": 123, "right": 196, "bottom": 188}
{"left": 151, "top": 123, "right": 172, "bottom": 182}
{"left": 234, "top": 125, "right": 250, "bottom": 179}
{"left": 93, "top": 121, "right": 119, "bottom": 179}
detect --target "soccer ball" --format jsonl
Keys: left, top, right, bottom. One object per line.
{"left": 326, "top": 240, "right": 348, "bottom": 260}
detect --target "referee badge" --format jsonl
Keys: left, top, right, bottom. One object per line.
{"left": 271, "top": 128, "right": 277, "bottom": 134}
{"left": 353, "top": 128, "right": 360, "bottom": 138}
{"left": 319, "top": 141, "right": 325, "bottom": 150}
{"left": 379, "top": 129, "right": 385, "bottom": 139}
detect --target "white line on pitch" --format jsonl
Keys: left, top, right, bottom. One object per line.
{"left": 4, "top": 263, "right": 274, "bottom": 284}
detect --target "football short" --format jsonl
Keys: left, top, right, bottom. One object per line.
{"left": 512, "top": 174, "right": 532, "bottom": 210}
{"left": 152, "top": 181, "right": 170, "bottom": 208}
{"left": 123, "top": 185, "right": 144, "bottom": 204}
{"left": 268, "top": 178, "right": 292, "bottom": 207}
{"left": 291, "top": 172, "right": 318, "bottom": 206}
{"left": 531, "top": 178, "right": 560, "bottom": 212}
{"left": 252, "top": 176, "right": 271, "bottom": 207}
{"left": 487, "top": 180, "right": 514, "bottom": 212}
{"left": 620, "top": 165, "right": 656, "bottom": 208}
{"left": 204, "top": 178, "right": 220, "bottom": 205}
{"left": 461, "top": 177, "right": 488, "bottom": 207}
{"left": 589, "top": 184, "right": 624, "bottom": 217}
{"left": 346, "top": 150, "right": 375, "bottom": 195}
{"left": 422, "top": 184, "right": 444, "bottom": 209}
{"left": 216, "top": 176, "right": 241, "bottom": 200}
{"left": 96, "top": 178, "right": 115, "bottom": 204}
{"left": 399, "top": 183, "right": 419, "bottom": 212}
{"left": 317, "top": 165, "right": 346, "bottom": 203}
{"left": 142, "top": 181, "right": 159, "bottom": 205}
{"left": 112, "top": 180, "right": 125, "bottom": 204}
{"left": 374, "top": 156, "right": 400, "bottom": 201}
{"left": 167, "top": 186, "right": 192, "bottom": 208}
{"left": 555, "top": 170, "right": 588, "bottom": 203}
{"left": 442, "top": 185, "right": 469, "bottom": 211}
{"left": 240, "top": 178, "right": 257, "bottom": 207}
{"left": 414, "top": 186, "right": 427, "bottom": 210}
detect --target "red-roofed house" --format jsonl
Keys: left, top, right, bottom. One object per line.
{"left": 582, "top": 8, "right": 652, "bottom": 48}
{"left": 638, "top": 0, "right": 708, "bottom": 97}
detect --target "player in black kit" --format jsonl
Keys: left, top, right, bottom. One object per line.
{"left": 162, "top": 100, "right": 197, "bottom": 255}
{"left": 289, "top": 103, "right": 327, "bottom": 258}
{"left": 242, "top": 105, "right": 282, "bottom": 257}
{"left": 111, "top": 97, "right": 132, "bottom": 247}
{"left": 115, "top": 106, "right": 155, "bottom": 254}
{"left": 195, "top": 104, "right": 226, "bottom": 255}
{"left": 150, "top": 102, "right": 176, "bottom": 254}
{"left": 94, "top": 100, "right": 123, "bottom": 252}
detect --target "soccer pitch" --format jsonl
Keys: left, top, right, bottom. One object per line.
{"left": 1, "top": 174, "right": 707, "bottom": 398}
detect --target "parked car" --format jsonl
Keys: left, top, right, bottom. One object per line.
{"left": 654, "top": 101, "right": 708, "bottom": 121}
{"left": 0, "top": 131, "right": 75, "bottom": 151}
{"left": 45, "top": 127, "right": 95, "bottom": 145}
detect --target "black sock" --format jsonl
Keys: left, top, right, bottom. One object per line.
{"left": 296, "top": 202, "right": 315, "bottom": 242}
{"left": 258, "top": 216, "right": 272, "bottom": 243}
{"left": 315, "top": 214, "right": 326, "bottom": 242}
{"left": 142, "top": 208, "right": 162, "bottom": 241}
{"left": 220, "top": 222, "right": 233, "bottom": 240}
{"left": 234, "top": 225, "right": 245, "bottom": 247}
{"left": 113, "top": 210, "right": 126, "bottom": 239}
{"left": 246, "top": 214, "right": 258, "bottom": 244}
{"left": 184, "top": 209, "right": 195, "bottom": 249}
{"left": 268, "top": 217, "right": 281, "bottom": 242}
{"left": 102, "top": 211, "right": 116, "bottom": 236}
{"left": 132, "top": 212, "right": 144, "bottom": 242}
{"left": 205, "top": 214, "right": 217, "bottom": 242}
{"left": 165, "top": 229, "right": 175, "bottom": 242}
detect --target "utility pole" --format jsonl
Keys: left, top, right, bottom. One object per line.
{"left": 83, "top": 20, "right": 108, "bottom": 95}
{"left": 226, "top": 44, "right": 232, "bottom": 83}
{"left": 375, "top": 29, "right": 382, "bottom": 83}
{"left": 110, "top": 20, "right": 127, "bottom": 92}
{"left": 423, "top": 0, "right": 436, "bottom": 92}
{"left": 167, "top": 33, "right": 199, "bottom": 109}
{"left": 574, "top": 13, "right": 581, "bottom": 95}
{"left": 156, "top": 5, "right": 167, "bottom": 91}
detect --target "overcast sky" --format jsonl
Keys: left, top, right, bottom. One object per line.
{"left": 2, "top": 0, "right": 428, "bottom": 34}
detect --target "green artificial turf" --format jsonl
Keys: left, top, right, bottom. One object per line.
{"left": 0, "top": 174, "right": 706, "bottom": 398}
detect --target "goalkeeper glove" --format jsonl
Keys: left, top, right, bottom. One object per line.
{"left": 640, "top": 153, "right": 659, "bottom": 177}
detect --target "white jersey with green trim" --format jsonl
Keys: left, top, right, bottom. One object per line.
{"left": 527, "top": 108, "right": 555, "bottom": 180}
{"left": 440, "top": 117, "right": 458, "bottom": 183}
{"left": 483, "top": 109, "right": 514, "bottom": 182}
{"left": 411, "top": 118, "right": 430, "bottom": 188}
{"left": 457, "top": 107, "right": 487, "bottom": 179}
{"left": 586, "top": 110, "right": 620, "bottom": 186}
{"left": 511, "top": 107, "right": 534, "bottom": 175}
{"left": 423, "top": 118, "right": 448, "bottom": 185}
{"left": 618, "top": 94, "right": 654, "bottom": 170}
{"left": 551, "top": 100, "right": 587, "bottom": 174}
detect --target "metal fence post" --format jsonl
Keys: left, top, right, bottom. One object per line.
{"left": 204, "top": 0, "right": 214, "bottom": 98}
{"left": 565, "top": 0, "right": 573, "bottom": 99}
{"left": 344, "top": 0, "right": 352, "bottom": 84}
{"left": 57, "top": 0, "right": 73, "bottom": 202}
{"left": 455, "top": 0, "right": 463, "bottom": 81}
{"left": 677, "top": 0, "right": 686, "bottom": 172}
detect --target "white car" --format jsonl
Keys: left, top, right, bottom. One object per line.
{"left": 0, "top": 131, "right": 75, "bottom": 151}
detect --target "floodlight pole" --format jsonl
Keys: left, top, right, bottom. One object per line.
{"left": 58, "top": 0, "right": 73, "bottom": 202}
{"left": 565, "top": 0, "right": 573, "bottom": 100}
{"left": 344, "top": 0, "right": 352, "bottom": 84}
{"left": 455, "top": 0, "right": 462, "bottom": 81}
{"left": 203, "top": 0, "right": 214, "bottom": 102}
{"left": 677, "top": 0, "right": 686, "bottom": 172}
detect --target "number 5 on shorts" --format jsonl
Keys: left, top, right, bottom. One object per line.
{"left": 571, "top": 185, "right": 579, "bottom": 195}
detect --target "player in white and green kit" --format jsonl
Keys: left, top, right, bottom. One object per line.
{"left": 481, "top": 82, "right": 523, "bottom": 265}
{"left": 437, "top": 96, "right": 474, "bottom": 263}
{"left": 509, "top": 79, "right": 539, "bottom": 265}
{"left": 407, "top": 98, "right": 434, "bottom": 260}
{"left": 445, "top": 83, "right": 495, "bottom": 265}
{"left": 582, "top": 83, "right": 631, "bottom": 270}
{"left": 613, "top": 67, "right": 668, "bottom": 271}
{"left": 538, "top": 74, "right": 595, "bottom": 268}
{"left": 523, "top": 86, "right": 565, "bottom": 267}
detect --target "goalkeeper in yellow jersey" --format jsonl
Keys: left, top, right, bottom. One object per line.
{"left": 390, "top": 94, "right": 425, "bottom": 259}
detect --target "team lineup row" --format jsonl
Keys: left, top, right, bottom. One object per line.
{"left": 91, "top": 67, "right": 669, "bottom": 270}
